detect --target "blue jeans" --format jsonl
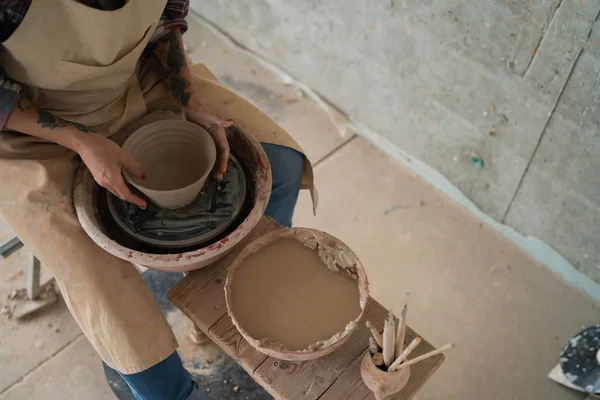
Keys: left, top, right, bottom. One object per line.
{"left": 118, "top": 352, "right": 193, "bottom": 400}
{"left": 261, "top": 142, "right": 304, "bottom": 228}
{"left": 116, "top": 143, "right": 304, "bottom": 400}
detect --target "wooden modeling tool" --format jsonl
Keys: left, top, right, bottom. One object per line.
{"left": 392, "top": 343, "right": 454, "bottom": 371}
{"left": 369, "top": 336, "right": 380, "bottom": 355}
{"left": 382, "top": 309, "right": 396, "bottom": 367}
{"left": 388, "top": 337, "right": 422, "bottom": 372}
{"left": 361, "top": 302, "right": 452, "bottom": 400}
{"left": 395, "top": 302, "right": 408, "bottom": 357}
{"left": 366, "top": 320, "right": 383, "bottom": 348}
{"left": 372, "top": 352, "right": 384, "bottom": 367}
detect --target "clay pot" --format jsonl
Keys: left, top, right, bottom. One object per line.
{"left": 73, "top": 111, "right": 272, "bottom": 272}
{"left": 225, "top": 228, "right": 370, "bottom": 361}
{"left": 361, "top": 353, "right": 411, "bottom": 400}
{"left": 122, "top": 120, "right": 216, "bottom": 209}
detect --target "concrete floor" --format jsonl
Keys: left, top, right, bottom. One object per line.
{"left": 0, "top": 16, "right": 598, "bottom": 400}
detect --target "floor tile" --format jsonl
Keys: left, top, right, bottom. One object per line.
{"left": 293, "top": 138, "right": 598, "bottom": 400}
{"left": 0, "top": 218, "right": 82, "bottom": 394}
{"left": 184, "top": 17, "right": 352, "bottom": 164}
{"left": 0, "top": 337, "right": 113, "bottom": 400}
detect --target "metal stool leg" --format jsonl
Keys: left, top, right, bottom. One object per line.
{"left": 2, "top": 236, "right": 58, "bottom": 319}
{"left": 0, "top": 237, "right": 23, "bottom": 259}
{"left": 27, "top": 254, "right": 42, "bottom": 300}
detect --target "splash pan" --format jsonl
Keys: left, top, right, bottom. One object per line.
{"left": 73, "top": 111, "right": 272, "bottom": 272}
{"left": 107, "top": 153, "right": 246, "bottom": 249}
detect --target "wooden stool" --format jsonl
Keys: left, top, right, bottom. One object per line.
{"left": 169, "top": 217, "right": 445, "bottom": 400}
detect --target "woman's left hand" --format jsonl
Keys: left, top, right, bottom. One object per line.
{"left": 185, "top": 103, "right": 233, "bottom": 180}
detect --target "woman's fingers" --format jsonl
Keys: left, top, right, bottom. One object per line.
{"left": 185, "top": 105, "right": 233, "bottom": 180}
{"left": 103, "top": 163, "right": 147, "bottom": 209}
{"left": 115, "top": 151, "right": 147, "bottom": 207}
{"left": 110, "top": 171, "right": 147, "bottom": 209}
{"left": 209, "top": 124, "right": 230, "bottom": 180}
{"left": 119, "top": 150, "right": 147, "bottom": 180}
{"left": 199, "top": 106, "right": 233, "bottom": 128}
{"left": 105, "top": 180, "right": 146, "bottom": 209}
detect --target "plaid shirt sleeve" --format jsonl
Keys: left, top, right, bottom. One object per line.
{"left": 0, "top": 68, "right": 21, "bottom": 131}
{"left": 0, "top": 0, "right": 27, "bottom": 131}
{"left": 150, "top": 0, "right": 189, "bottom": 43}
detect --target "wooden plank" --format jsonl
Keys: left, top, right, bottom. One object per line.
{"left": 253, "top": 299, "right": 388, "bottom": 400}
{"left": 209, "top": 312, "right": 268, "bottom": 374}
{"left": 318, "top": 349, "right": 375, "bottom": 400}
{"left": 172, "top": 262, "right": 228, "bottom": 332}
{"left": 168, "top": 216, "right": 282, "bottom": 331}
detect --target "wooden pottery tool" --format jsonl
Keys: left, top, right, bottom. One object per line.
{"left": 383, "top": 310, "right": 396, "bottom": 367}
{"left": 388, "top": 337, "right": 422, "bottom": 371}
{"left": 390, "top": 344, "right": 454, "bottom": 372}
{"left": 362, "top": 301, "right": 453, "bottom": 399}
{"left": 369, "top": 336, "right": 380, "bottom": 355}
{"left": 395, "top": 303, "right": 408, "bottom": 356}
{"left": 367, "top": 320, "right": 384, "bottom": 348}
{"left": 372, "top": 352, "right": 385, "bottom": 367}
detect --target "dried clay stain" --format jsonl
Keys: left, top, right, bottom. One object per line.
{"left": 230, "top": 238, "right": 361, "bottom": 351}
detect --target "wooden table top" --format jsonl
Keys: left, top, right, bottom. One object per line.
{"left": 169, "top": 217, "right": 444, "bottom": 400}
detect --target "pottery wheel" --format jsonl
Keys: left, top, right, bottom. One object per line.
{"left": 560, "top": 325, "right": 600, "bottom": 394}
{"left": 107, "top": 154, "right": 247, "bottom": 248}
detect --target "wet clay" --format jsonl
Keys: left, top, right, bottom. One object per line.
{"left": 230, "top": 238, "right": 362, "bottom": 351}
{"left": 141, "top": 148, "right": 208, "bottom": 191}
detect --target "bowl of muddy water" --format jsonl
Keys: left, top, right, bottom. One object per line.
{"left": 225, "top": 228, "right": 369, "bottom": 361}
{"left": 122, "top": 120, "right": 216, "bottom": 210}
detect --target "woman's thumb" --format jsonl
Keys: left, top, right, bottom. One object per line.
{"left": 120, "top": 152, "right": 146, "bottom": 180}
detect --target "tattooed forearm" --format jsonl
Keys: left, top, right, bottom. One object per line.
{"left": 17, "top": 97, "right": 32, "bottom": 112}
{"left": 150, "top": 31, "right": 192, "bottom": 106}
{"left": 170, "top": 75, "right": 191, "bottom": 106}
{"left": 17, "top": 94, "right": 94, "bottom": 133}
{"left": 36, "top": 109, "right": 94, "bottom": 133}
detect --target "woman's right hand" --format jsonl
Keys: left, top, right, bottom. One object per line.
{"left": 74, "top": 133, "right": 147, "bottom": 209}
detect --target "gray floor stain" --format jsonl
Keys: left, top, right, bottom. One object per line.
{"left": 219, "top": 74, "right": 285, "bottom": 121}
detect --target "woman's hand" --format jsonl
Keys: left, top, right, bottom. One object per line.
{"left": 149, "top": 29, "right": 233, "bottom": 180}
{"left": 4, "top": 96, "right": 146, "bottom": 208}
{"left": 74, "top": 133, "right": 147, "bottom": 209}
{"left": 184, "top": 102, "right": 233, "bottom": 181}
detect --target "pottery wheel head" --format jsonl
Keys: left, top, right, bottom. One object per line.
{"left": 106, "top": 154, "right": 247, "bottom": 249}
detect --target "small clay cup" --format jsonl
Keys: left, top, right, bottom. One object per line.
{"left": 361, "top": 353, "right": 411, "bottom": 400}
{"left": 122, "top": 120, "right": 216, "bottom": 209}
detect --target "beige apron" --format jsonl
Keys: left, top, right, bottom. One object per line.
{"left": 0, "top": 0, "right": 315, "bottom": 373}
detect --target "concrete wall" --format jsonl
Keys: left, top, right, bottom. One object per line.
{"left": 190, "top": 0, "right": 600, "bottom": 284}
